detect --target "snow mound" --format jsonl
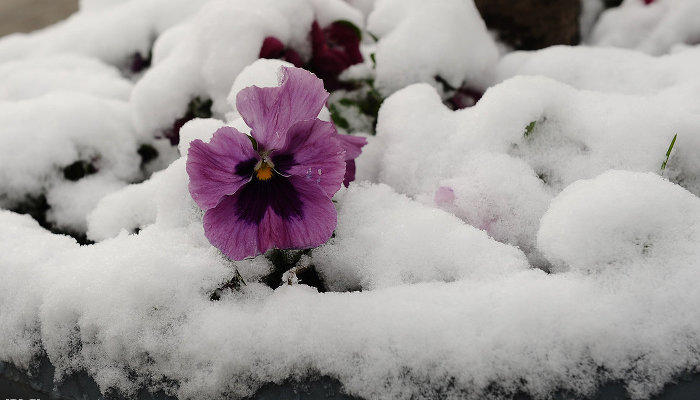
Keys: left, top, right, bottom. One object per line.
{"left": 0, "top": 92, "right": 139, "bottom": 207}
{"left": 0, "top": 211, "right": 78, "bottom": 369}
{"left": 314, "top": 183, "right": 529, "bottom": 291}
{"left": 367, "top": 0, "right": 498, "bottom": 95}
{"left": 589, "top": 0, "right": 700, "bottom": 55}
{"left": 538, "top": 170, "right": 700, "bottom": 273}
{"left": 495, "top": 45, "right": 700, "bottom": 96}
{"left": 373, "top": 77, "right": 700, "bottom": 255}
{"left": 86, "top": 173, "right": 160, "bottom": 241}
{"left": 130, "top": 0, "right": 319, "bottom": 138}
{"left": 0, "top": 55, "right": 131, "bottom": 101}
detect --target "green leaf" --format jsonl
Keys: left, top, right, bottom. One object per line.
{"left": 524, "top": 121, "right": 536, "bottom": 137}
{"left": 188, "top": 96, "right": 213, "bottom": 119}
{"left": 358, "top": 88, "right": 383, "bottom": 118}
{"left": 660, "top": 133, "right": 677, "bottom": 171}
{"left": 329, "top": 103, "right": 350, "bottom": 130}
{"left": 339, "top": 98, "right": 358, "bottom": 107}
{"left": 370, "top": 53, "right": 376, "bottom": 68}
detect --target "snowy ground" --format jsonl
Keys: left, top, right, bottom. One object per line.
{"left": 2, "top": 0, "right": 700, "bottom": 399}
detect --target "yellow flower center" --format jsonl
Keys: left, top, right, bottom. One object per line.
{"left": 255, "top": 162, "right": 274, "bottom": 181}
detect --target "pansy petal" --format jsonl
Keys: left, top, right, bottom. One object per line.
{"left": 334, "top": 133, "right": 367, "bottom": 161}
{"left": 343, "top": 159, "right": 356, "bottom": 187}
{"left": 278, "top": 119, "right": 346, "bottom": 198}
{"left": 202, "top": 177, "right": 336, "bottom": 260}
{"left": 236, "top": 67, "right": 328, "bottom": 150}
{"left": 186, "top": 126, "right": 258, "bottom": 210}
{"left": 203, "top": 195, "right": 269, "bottom": 260}
{"left": 264, "top": 176, "right": 337, "bottom": 250}
{"left": 334, "top": 133, "right": 366, "bottom": 186}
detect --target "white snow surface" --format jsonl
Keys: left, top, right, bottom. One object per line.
{"left": 0, "top": 92, "right": 140, "bottom": 207}
{"left": 589, "top": 0, "right": 700, "bottom": 55}
{"left": 0, "top": 55, "right": 131, "bottom": 101}
{"left": 2, "top": 1, "right": 700, "bottom": 399}
{"left": 368, "top": 0, "right": 498, "bottom": 95}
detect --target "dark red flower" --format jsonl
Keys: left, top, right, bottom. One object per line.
{"left": 258, "top": 21, "right": 363, "bottom": 91}
{"left": 309, "top": 21, "right": 363, "bottom": 91}
{"left": 643, "top": 0, "right": 655, "bottom": 4}
{"left": 259, "top": 36, "right": 303, "bottom": 67}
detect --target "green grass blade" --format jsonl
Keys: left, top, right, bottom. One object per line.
{"left": 660, "top": 133, "right": 677, "bottom": 171}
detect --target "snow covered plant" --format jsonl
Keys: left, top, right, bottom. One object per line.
{"left": 187, "top": 66, "right": 366, "bottom": 260}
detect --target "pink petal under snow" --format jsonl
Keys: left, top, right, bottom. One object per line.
{"left": 280, "top": 119, "right": 346, "bottom": 198}
{"left": 434, "top": 186, "right": 456, "bottom": 206}
{"left": 236, "top": 67, "right": 328, "bottom": 151}
{"left": 186, "top": 126, "right": 258, "bottom": 210}
{"left": 202, "top": 176, "right": 337, "bottom": 260}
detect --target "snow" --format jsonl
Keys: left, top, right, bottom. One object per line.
{"left": 0, "top": 55, "right": 131, "bottom": 101}
{"left": 538, "top": 170, "right": 700, "bottom": 273}
{"left": 131, "top": 0, "right": 318, "bottom": 138}
{"left": 46, "top": 174, "right": 127, "bottom": 234}
{"left": 314, "top": 183, "right": 529, "bottom": 291}
{"left": 493, "top": 45, "right": 700, "bottom": 95}
{"left": 589, "top": 0, "right": 700, "bottom": 55}
{"left": 2, "top": 0, "right": 700, "bottom": 399}
{"left": 86, "top": 175, "right": 158, "bottom": 241}
{"left": 368, "top": 0, "right": 499, "bottom": 95}
{"left": 0, "top": 92, "right": 140, "bottom": 212}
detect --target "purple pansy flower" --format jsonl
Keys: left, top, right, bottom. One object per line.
{"left": 187, "top": 67, "right": 354, "bottom": 260}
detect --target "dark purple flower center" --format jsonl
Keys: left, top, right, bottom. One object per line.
{"left": 233, "top": 153, "right": 301, "bottom": 224}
